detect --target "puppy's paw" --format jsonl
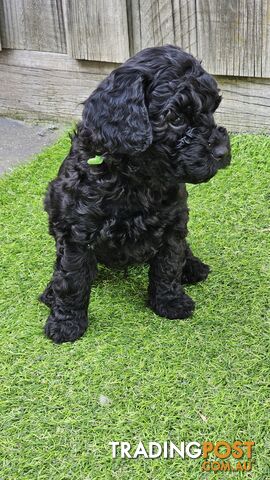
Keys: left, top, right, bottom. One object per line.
{"left": 44, "top": 310, "right": 88, "bottom": 343}
{"left": 149, "top": 292, "right": 195, "bottom": 320}
{"left": 181, "top": 257, "right": 210, "bottom": 284}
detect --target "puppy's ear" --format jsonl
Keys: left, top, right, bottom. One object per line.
{"left": 81, "top": 70, "right": 152, "bottom": 155}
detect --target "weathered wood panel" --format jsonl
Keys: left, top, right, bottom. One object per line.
{"left": 196, "top": 0, "right": 270, "bottom": 77}
{"left": 63, "top": 0, "right": 129, "bottom": 62}
{"left": 0, "top": 49, "right": 269, "bottom": 133}
{"left": 0, "top": 50, "right": 116, "bottom": 120}
{"left": 127, "top": 0, "right": 175, "bottom": 54}
{"left": 173, "top": 0, "right": 197, "bottom": 56}
{"left": 128, "top": 0, "right": 270, "bottom": 78}
{"left": 214, "top": 76, "right": 270, "bottom": 132}
{"left": 0, "top": 0, "right": 67, "bottom": 53}
{"left": 262, "top": 0, "right": 270, "bottom": 77}
{"left": 127, "top": 0, "right": 199, "bottom": 57}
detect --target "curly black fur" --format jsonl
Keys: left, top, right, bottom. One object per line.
{"left": 40, "top": 45, "right": 231, "bottom": 343}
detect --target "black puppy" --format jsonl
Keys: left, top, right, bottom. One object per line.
{"left": 40, "top": 45, "right": 231, "bottom": 343}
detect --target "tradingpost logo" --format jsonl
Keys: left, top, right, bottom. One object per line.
{"left": 109, "top": 440, "right": 255, "bottom": 472}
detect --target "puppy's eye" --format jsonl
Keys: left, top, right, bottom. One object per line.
{"left": 165, "top": 110, "right": 177, "bottom": 121}
{"left": 165, "top": 110, "right": 184, "bottom": 125}
{"left": 173, "top": 117, "right": 184, "bottom": 126}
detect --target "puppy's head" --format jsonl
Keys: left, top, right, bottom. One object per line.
{"left": 79, "top": 45, "right": 231, "bottom": 183}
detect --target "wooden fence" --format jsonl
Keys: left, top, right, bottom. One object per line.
{"left": 0, "top": 0, "right": 269, "bottom": 133}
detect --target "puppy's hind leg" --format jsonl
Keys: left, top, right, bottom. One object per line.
{"left": 181, "top": 243, "right": 210, "bottom": 285}
{"left": 148, "top": 231, "right": 195, "bottom": 320}
{"left": 44, "top": 240, "right": 97, "bottom": 343}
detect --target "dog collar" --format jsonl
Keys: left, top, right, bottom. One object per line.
{"left": 87, "top": 155, "right": 104, "bottom": 165}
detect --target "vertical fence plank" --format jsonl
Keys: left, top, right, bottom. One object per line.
{"left": 128, "top": 0, "right": 175, "bottom": 54}
{"left": 127, "top": 0, "right": 199, "bottom": 58}
{"left": 262, "top": 0, "right": 270, "bottom": 77}
{"left": 63, "top": 0, "right": 130, "bottom": 62}
{"left": 196, "top": 0, "right": 269, "bottom": 77}
{"left": 0, "top": 0, "right": 66, "bottom": 53}
{"left": 173, "top": 0, "right": 197, "bottom": 56}
{"left": 127, "top": 0, "right": 199, "bottom": 62}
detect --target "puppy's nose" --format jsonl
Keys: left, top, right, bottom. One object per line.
{"left": 212, "top": 145, "right": 228, "bottom": 160}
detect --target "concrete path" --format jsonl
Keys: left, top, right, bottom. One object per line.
{"left": 0, "top": 117, "right": 67, "bottom": 175}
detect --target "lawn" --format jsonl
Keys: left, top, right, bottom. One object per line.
{"left": 0, "top": 133, "right": 269, "bottom": 480}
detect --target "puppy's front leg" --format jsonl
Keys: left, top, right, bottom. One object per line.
{"left": 44, "top": 241, "right": 97, "bottom": 343}
{"left": 148, "top": 233, "right": 195, "bottom": 320}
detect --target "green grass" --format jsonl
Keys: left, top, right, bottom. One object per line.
{"left": 0, "top": 133, "right": 269, "bottom": 480}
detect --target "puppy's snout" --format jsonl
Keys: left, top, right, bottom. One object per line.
{"left": 212, "top": 145, "right": 229, "bottom": 160}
